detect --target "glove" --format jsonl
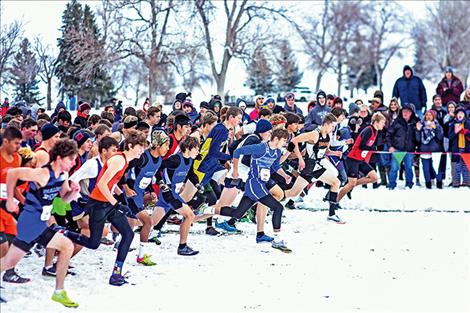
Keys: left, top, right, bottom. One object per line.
{"left": 114, "top": 203, "right": 129, "bottom": 215}
{"left": 286, "top": 142, "right": 295, "bottom": 152}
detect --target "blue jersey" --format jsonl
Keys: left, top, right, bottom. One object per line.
{"left": 128, "top": 150, "right": 162, "bottom": 208}
{"left": 17, "top": 165, "right": 66, "bottom": 244}
{"left": 233, "top": 142, "right": 281, "bottom": 200}
{"left": 157, "top": 153, "right": 193, "bottom": 211}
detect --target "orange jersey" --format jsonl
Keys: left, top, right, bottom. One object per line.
{"left": 0, "top": 151, "right": 20, "bottom": 236}
{"left": 89, "top": 153, "right": 128, "bottom": 202}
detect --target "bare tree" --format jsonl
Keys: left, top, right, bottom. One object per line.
{"left": 368, "top": 1, "right": 408, "bottom": 91}
{"left": 194, "top": 0, "right": 287, "bottom": 98}
{"left": 111, "top": 0, "right": 179, "bottom": 103}
{"left": 0, "top": 20, "right": 24, "bottom": 92}
{"left": 292, "top": 0, "right": 334, "bottom": 92}
{"left": 329, "top": 0, "right": 369, "bottom": 96}
{"left": 413, "top": 1, "right": 470, "bottom": 86}
{"left": 34, "top": 37, "right": 58, "bottom": 110}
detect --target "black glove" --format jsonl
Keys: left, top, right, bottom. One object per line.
{"left": 114, "top": 203, "right": 129, "bottom": 215}
{"left": 286, "top": 142, "right": 295, "bottom": 152}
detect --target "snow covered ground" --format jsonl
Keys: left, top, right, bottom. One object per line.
{"left": 1, "top": 186, "right": 469, "bottom": 313}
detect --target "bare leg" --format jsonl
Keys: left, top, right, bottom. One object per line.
{"left": 256, "top": 203, "right": 267, "bottom": 232}
{"left": 46, "top": 233, "right": 74, "bottom": 290}
{"left": 176, "top": 205, "right": 195, "bottom": 244}
{"left": 180, "top": 181, "right": 198, "bottom": 203}
{"left": 284, "top": 176, "right": 309, "bottom": 198}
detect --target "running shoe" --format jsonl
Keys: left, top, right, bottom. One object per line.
{"left": 137, "top": 254, "right": 157, "bottom": 266}
{"left": 214, "top": 220, "right": 238, "bottom": 233}
{"left": 33, "top": 244, "right": 46, "bottom": 257}
{"left": 100, "top": 237, "right": 114, "bottom": 245}
{"left": 109, "top": 274, "right": 128, "bottom": 286}
{"left": 167, "top": 216, "right": 182, "bottom": 225}
{"left": 51, "top": 290, "right": 79, "bottom": 308}
{"left": 2, "top": 270, "right": 31, "bottom": 283}
{"left": 205, "top": 226, "right": 220, "bottom": 236}
{"left": 149, "top": 236, "right": 162, "bottom": 245}
{"left": 177, "top": 245, "right": 199, "bottom": 256}
{"left": 42, "top": 264, "right": 76, "bottom": 277}
{"left": 327, "top": 214, "right": 346, "bottom": 224}
{"left": 256, "top": 234, "right": 274, "bottom": 243}
{"left": 271, "top": 240, "right": 292, "bottom": 253}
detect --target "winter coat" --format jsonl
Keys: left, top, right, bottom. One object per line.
{"left": 415, "top": 122, "right": 444, "bottom": 153}
{"left": 51, "top": 101, "right": 66, "bottom": 121}
{"left": 392, "top": 66, "right": 428, "bottom": 112}
{"left": 186, "top": 107, "right": 199, "bottom": 124}
{"left": 436, "top": 76, "right": 464, "bottom": 105}
{"left": 447, "top": 117, "right": 470, "bottom": 161}
{"left": 431, "top": 105, "right": 447, "bottom": 127}
{"left": 386, "top": 113, "right": 419, "bottom": 152}
{"left": 304, "top": 104, "right": 331, "bottom": 132}
{"left": 283, "top": 103, "right": 303, "bottom": 116}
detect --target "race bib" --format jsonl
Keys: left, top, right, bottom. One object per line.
{"left": 138, "top": 177, "right": 152, "bottom": 190}
{"left": 175, "top": 182, "right": 184, "bottom": 194}
{"left": 0, "top": 183, "right": 6, "bottom": 200}
{"left": 361, "top": 151, "right": 369, "bottom": 158}
{"left": 317, "top": 149, "right": 325, "bottom": 159}
{"left": 41, "top": 205, "right": 53, "bottom": 221}
{"left": 260, "top": 168, "right": 270, "bottom": 182}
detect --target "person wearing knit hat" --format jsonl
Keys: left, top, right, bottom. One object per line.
{"left": 74, "top": 102, "right": 92, "bottom": 129}
{"left": 182, "top": 99, "right": 198, "bottom": 123}
{"left": 125, "top": 129, "right": 169, "bottom": 265}
{"left": 255, "top": 119, "right": 273, "bottom": 134}
{"left": 199, "top": 101, "right": 210, "bottom": 113}
{"left": 35, "top": 124, "right": 61, "bottom": 168}
{"left": 70, "top": 130, "right": 94, "bottom": 173}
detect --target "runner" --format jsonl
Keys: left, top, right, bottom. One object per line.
{"left": 337, "top": 113, "right": 385, "bottom": 201}
{"left": 285, "top": 113, "right": 346, "bottom": 223}
{"left": 125, "top": 130, "right": 169, "bottom": 265}
{"left": 1, "top": 139, "right": 80, "bottom": 307}
{"left": 63, "top": 129, "right": 147, "bottom": 286}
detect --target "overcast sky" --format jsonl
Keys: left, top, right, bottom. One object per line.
{"left": 2, "top": 0, "right": 434, "bottom": 106}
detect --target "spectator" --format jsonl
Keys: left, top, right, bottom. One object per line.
{"left": 326, "top": 94, "right": 335, "bottom": 108}
{"left": 386, "top": 102, "right": 419, "bottom": 189}
{"left": 387, "top": 97, "right": 401, "bottom": 126}
{"left": 349, "top": 105, "right": 371, "bottom": 140}
{"left": 142, "top": 97, "right": 150, "bottom": 112}
{"left": 436, "top": 67, "right": 464, "bottom": 106}
{"left": 249, "top": 95, "right": 264, "bottom": 121}
{"left": 307, "top": 101, "right": 316, "bottom": 113}
{"left": 235, "top": 99, "right": 250, "bottom": 125}
{"left": 56, "top": 111, "right": 72, "bottom": 133}
{"left": 443, "top": 101, "right": 456, "bottom": 152}
{"left": 50, "top": 101, "right": 66, "bottom": 122}
{"left": 0, "top": 97, "right": 9, "bottom": 117}
{"left": 448, "top": 106, "right": 470, "bottom": 187}
{"left": 415, "top": 110, "right": 444, "bottom": 189}
{"left": 392, "top": 65, "right": 427, "bottom": 118}
{"left": 20, "top": 118, "right": 38, "bottom": 148}
{"left": 305, "top": 90, "right": 330, "bottom": 131}
{"left": 74, "top": 102, "right": 91, "bottom": 128}
{"left": 430, "top": 95, "right": 446, "bottom": 127}
{"left": 283, "top": 92, "right": 303, "bottom": 115}
{"left": 372, "top": 90, "right": 384, "bottom": 104}
{"left": 182, "top": 99, "right": 198, "bottom": 123}
{"left": 333, "top": 97, "right": 343, "bottom": 109}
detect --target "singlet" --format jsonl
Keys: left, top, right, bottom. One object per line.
{"left": 248, "top": 142, "right": 280, "bottom": 182}
{"left": 0, "top": 152, "right": 21, "bottom": 200}
{"left": 24, "top": 165, "right": 66, "bottom": 221}
{"left": 162, "top": 153, "right": 193, "bottom": 194}
{"left": 163, "top": 133, "right": 182, "bottom": 159}
{"left": 306, "top": 128, "right": 330, "bottom": 160}
{"left": 89, "top": 152, "right": 128, "bottom": 202}
{"left": 348, "top": 125, "right": 378, "bottom": 163}
{"left": 128, "top": 150, "right": 162, "bottom": 206}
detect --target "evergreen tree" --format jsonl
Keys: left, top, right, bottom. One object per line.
{"left": 9, "top": 38, "right": 42, "bottom": 104}
{"left": 56, "top": 0, "right": 113, "bottom": 103}
{"left": 274, "top": 40, "right": 303, "bottom": 93}
{"left": 246, "top": 46, "right": 274, "bottom": 95}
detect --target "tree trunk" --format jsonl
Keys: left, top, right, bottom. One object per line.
{"left": 378, "top": 70, "right": 383, "bottom": 91}
{"left": 46, "top": 78, "right": 52, "bottom": 110}
{"left": 316, "top": 71, "right": 323, "bottom": 92}
{"left": 337, "top": 62, "right": 342, "bottom": 97}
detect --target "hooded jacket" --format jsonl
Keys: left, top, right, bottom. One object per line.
{"left": 304, "top": 91, "right": 331, "bottom": 132}
{"left": 436, "top": 75, "right": 464, "bottom": 105}
{"left": 386, "top": 103, "right": 420, "bottom": 152}
{"left": 392, "top": 66, "right": 428, "bottom": 111}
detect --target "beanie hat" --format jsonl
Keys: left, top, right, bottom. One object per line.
{"left": 71, "top": 129, "right": 92, "bottom": 148}
{"left": 349, "top": 103, "right": 360, "bottom": 115}
{"left": 151, "top": 130, "right": 169, "bottom": 148}
{"left": 455, "top": 106, "right": 466, "bottom": 115}
{"left": 445, "top": 66, "right": 453, "bottom": 74}
{"left": 183, "top": 99, "right": 193, "bottom": 108}
{"left": 79, "top": 102, "right": 91, "bottom": 112}
{"left": 255, "top": 119, "right": 273, "bottom": 134}
{"left": 123, "top": 115, "right": 138, "bottom": 129}
{"left": 175, "top": 92, "right": 187, "bottom": 103}
{"left": 41, "top": 123, "right": 60, "bottom": 141}
{"left": 402, "top": 102, "right": 416, "bottom": 113}
{"left": 200, "top": 101, "right": 210, "bottom": 110}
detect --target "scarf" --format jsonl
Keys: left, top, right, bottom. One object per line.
{"left": 457, "top": 122, "right": 465, "bottom": 149}
{"left": 77, "top": 111, "right": 88, "bottom": 119}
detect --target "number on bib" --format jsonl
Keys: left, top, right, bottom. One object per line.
{"left": 259, "top": 168, "right": 271, "bottom": 182}
{"left": 138, "top": 177, "right": 152, "bottom": 190}
{"left": 41, "top": 205, "right": 53, "bottom": 221}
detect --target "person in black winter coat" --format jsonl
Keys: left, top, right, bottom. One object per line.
{"left": 386, "top": 102, "right": 419, "bottom": 189}
{"left": 392, "top": 65, "right": 428, "bottom": 118}
{"left": 74, "top": 102, "right": 91, "bottom": 129}
{"left": 415, "top": 110, "right": 444, "bottom": 189}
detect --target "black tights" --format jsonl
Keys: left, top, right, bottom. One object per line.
{"left": 220, "top": 194, "right": 283, "bottom": 230}
{"left": 65, "top": 200, "right": 134, "bottom": 264}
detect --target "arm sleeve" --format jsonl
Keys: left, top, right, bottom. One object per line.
{"left": 392, "top": 80, "right": 399, "bottom": 98}
{"left": 69, "top": 159, "right": 97, "bottom": 183}
{"left": 160, "top": 155, "right": 181, "bottom": 171}
{"left": 208, "top": 127, "right": 231, "bottom": 161}
{"left": 233, "top": 143, "right": 262, "bottom": 159}
{"left": 419, "top": 78, "right": 427, "bottom": 108}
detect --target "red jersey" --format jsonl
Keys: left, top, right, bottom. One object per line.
{"left": 348, "top": 126, "right": 378, "bottom": 163}
{"left": 89, "top": 153, "right": 128, "bottom": 202}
